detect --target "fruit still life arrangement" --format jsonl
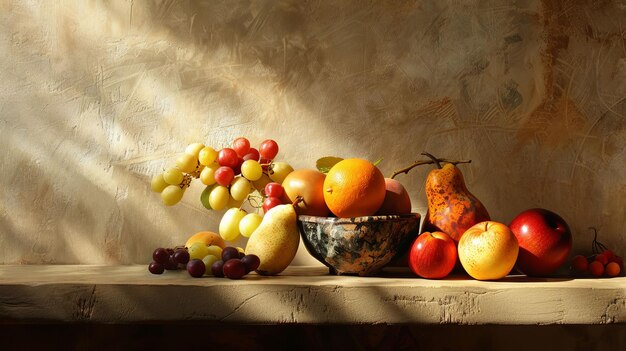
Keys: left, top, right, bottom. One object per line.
{"left": 147, "top": 137, "right": 622, "bottom": 280}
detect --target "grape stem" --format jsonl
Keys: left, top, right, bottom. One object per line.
{"left": 180, "top": 174, "right": 193, "bottom": 188}
{"left": 182, "top": 161, "right": 204, "bottom": 186}
{"left": 242, "top": 194, "right": 264, "bottom": 210}
{"left": 188, "top": 162, "right": 203, "bottom": 178}
{"left": 389, "top": 157, "right": 472, "bottom": 179}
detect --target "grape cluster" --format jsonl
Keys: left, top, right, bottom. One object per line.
{"left": 570, "top": 228, "right": 623, "bottom": 278}
{"left": 148, "top": 247, "right": 190, "bottom": 274}
{"left": 148, "top": 244, "right": 260, "bottom": 279}
{"left": 151, "top": 137, "right": 294, "bottom": 208}
{"left": 210, "top": 247, "right": 261, "bottom": 279}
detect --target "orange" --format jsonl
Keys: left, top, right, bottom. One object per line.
{"left": 185, "top": 231, "right": 225, "bottom": 249}
{"left": 323, "top": 158, "right": 386, "bottom": 218}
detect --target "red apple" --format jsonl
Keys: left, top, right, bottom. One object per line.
{"left": 458, "top": 221, "right": 519, "bottom": 280}
{"left": 408, "top": 231, "right": 457, "bottom": 279}
{"left": 509, "top": 208, "right": 572, "bottom": 276}
{"left": 376, "top": 178, "right": 412, "bottom": 215}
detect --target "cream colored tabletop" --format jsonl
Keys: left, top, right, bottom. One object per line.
{"left": 1, "top": 265, "right": 624, "bottom": 324}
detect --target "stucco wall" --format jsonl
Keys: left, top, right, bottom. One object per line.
{"left": 0, "top": 0, "right": 624, "bottom": 264}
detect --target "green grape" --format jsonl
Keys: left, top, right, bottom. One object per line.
{"left": 230, "top": 177, "right": 252, "bottom": 201}
{"left": 188, "top": 242, "right": 209, "bottom": 260}
{"left": 252, "top": 173, "right": 272, "bottom": 192}
{"left": 199, "top": 147, "right": 218, "bottom": 166}
{"left": 176, "top": 153, "right": 198, "bottom": 173}
{"left": 239, "top": 213, "right": 263, "bottom": 238}
{"left": 206, "top": 245, "right": 223, "bottom": 258}
{"left": 200, "top": 184, "right": 215, "bottom": 209}
{"left": 200, "top": 162, "right": 218, "bottom": 185}
{"left": 163, "top": 167, "right": 184, "bottom": 185}
{"left": 269, "top": 162, "right": 294, "bottom": 184}
{"left": 241, "top": 160, "right": 263, "bottom": 181}
{"left": 202, "top": 254, "right": 220, "bottom": 275}
{"left": 151, "top": 173, "right": 169, "bottom": 193}
{"left": 161, "top": 185, "right": 185, "bottom": 206}
{"left": 185, "top": 143, "right": 205, "bottom": 158}
{"left": 219, "top": 208, "right": 247, "bottom": 241}
{"left": 208, "top": 185, "right": 229, "bottom": 210}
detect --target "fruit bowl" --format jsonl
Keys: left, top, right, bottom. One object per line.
{"left": 297, "top": 213, "right": 421, "bottom": 276}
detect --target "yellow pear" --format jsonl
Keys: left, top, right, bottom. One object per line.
{"left": 245, "top": 204, "right": 300, "bottom": 275}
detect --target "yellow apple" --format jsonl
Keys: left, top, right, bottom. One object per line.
{"left": 458, "top": 221, "right": 519, "bottom": 280}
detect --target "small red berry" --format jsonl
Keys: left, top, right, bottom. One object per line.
{"left": 570, "top": 255, "right": 588, "bottom": 273}
{"left": 595, "top": 253, "right": 608, "bottom": 265}
{"left": 589, "top": 261, "right": 604, "bottom": 277}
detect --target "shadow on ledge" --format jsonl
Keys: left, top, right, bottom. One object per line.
{"left": 0, "top": 323, "right": 623, "bottom": 351}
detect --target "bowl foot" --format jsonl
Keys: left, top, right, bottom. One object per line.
{"left": 328, "top": 267, "right": 365, "bottom": 276}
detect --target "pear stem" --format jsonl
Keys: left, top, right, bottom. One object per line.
{"left": 421, "top": 152, "right": 442, "bottom": 169}
{"left": 389, "top": 157, "right": 472, "bottom": 179}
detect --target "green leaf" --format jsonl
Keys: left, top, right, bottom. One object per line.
{"left": 372, "top": 158, "right": 383, "bottom": 167}
{"left": 316, "top": 156, "right": 343, "bottom": 173}
{"left": 200, "top": 184, "right": 215, "bottom": 210}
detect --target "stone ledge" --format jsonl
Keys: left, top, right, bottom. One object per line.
{"left": 1, "top": 265, "right": 625, "bottom": 324}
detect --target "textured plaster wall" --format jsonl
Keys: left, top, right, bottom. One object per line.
{"left": 0, "top": 0, "right": 624, "bottom": 264}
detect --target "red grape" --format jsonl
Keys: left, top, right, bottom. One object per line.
{"left": 232, "top": 158, "right": 243, "bottom": 175}
{"left": 187, "top": 259, "right": 206, "bottom": 277}
{"left": 243, "top": 148, "right": 260, "bottom": 161}
{"left": 233, "top": 137, "right": 251, "bottom": 157}
{"left": 164, "top": 255, "right": 179, "bottom": 270}
{"left": 241, "top": 254, "right": 260, "bottom": 273}
{"left": 153, "top": 248, "right": 169, "bottom": 264}
{"left": 218, "top": 148, "right": 239, "bottom": 168}
{"left": 259, "top": 140, "right": 279, "bottom": 160}
{"left": 264, "top": 182, "right": 284, "bottom": 198}
{"left": 173, "top": 249, "right": 190, "bottom": 265}
{"left": 214, "top": 166, "right": 235, "bottom": 186}
{"left": 149, "top": 261, "right": 165, "bottom": 274}
{"left": 222, "top": 247, "right": 240, "bottom": 262}
{"left": 263, "top": 196, "right": 282, "bottom": 213}
{"left": 223, "top": 259, "right": 246, "bottom": 279}
{"left": 211, "top": 260, "right": 225, "bottom": 277}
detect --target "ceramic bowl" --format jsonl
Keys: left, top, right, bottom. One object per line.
{"left": 297, "top": 213, "right": 421, "bottom": 276}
